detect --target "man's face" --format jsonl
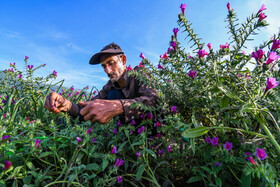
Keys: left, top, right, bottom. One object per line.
{"left": 100, "top": 54, "right": 126, "bottom": 82}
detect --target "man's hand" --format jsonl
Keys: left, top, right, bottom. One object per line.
{"left": 79, "top": 99, "right": 124, "bottom": 124}
{"left": 44, "top": 92, "right": 72, "bottom": 113}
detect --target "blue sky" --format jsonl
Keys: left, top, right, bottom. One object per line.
{"left": 1, "top": 0, "right": 280, "bottom": 91}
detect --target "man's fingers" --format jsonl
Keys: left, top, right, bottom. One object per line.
{"left": 79, "top": 101, "right": 91, "bottom": 106}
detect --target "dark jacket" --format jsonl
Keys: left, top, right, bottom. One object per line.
{"left": 68, "top": 66, "right": 159, "bottom": 122}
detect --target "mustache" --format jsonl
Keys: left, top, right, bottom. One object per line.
{"left": 108, "top": 72, "right": 116, "bottom": 77}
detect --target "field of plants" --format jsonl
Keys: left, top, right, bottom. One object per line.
{"left": 1, "top": 2, "right": 280, "bottom": 187}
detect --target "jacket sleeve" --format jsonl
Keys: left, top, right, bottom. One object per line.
{"left": 67, "top": 82, "right": 110, "bottom": 119}
{"left": 119, "top": 82, "right": 159, "bottom": 123}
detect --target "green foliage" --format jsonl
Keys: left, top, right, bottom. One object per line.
{"left": 0, "top": 2, "right": 280, "bottom": 187}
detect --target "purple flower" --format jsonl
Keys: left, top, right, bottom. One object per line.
{"left": 205, "top": 137, "right": 212, "bottom": 144}
{"left": 248, "top": 156, "right": 257, "bottom": 165}
{"left": 137, "top": 126, "right": 145, "bottom": 134}
{"left": 258, "top": 13, "right": 267, "bottom": 22}
{"left": 211, "top": 137, "right": 219, "bottom": 146}
{"left": 227, "top": 2, "right": 231, "bottom": 10}
{"left": 35, "top": 138, "right": 41, "bottom": 148}
{"left": 167, "top": 145, "right": 173, "bottom": 152}
{"left": 117, "top": 176, "right": 123, "bottom": 183}
{"left": 136, "top": 152, "right": 141, "bottom": 158}
{"left": 171, "top": 106, "right": 178, "bottom": 114}
{"left": 258, "top": 4, "right": 266, "bottom": 13}
{"left": 86, "top": 127, "right": 93, "bottom": 135}
{"left": 156, "top": 133, "right": 162, "bottom": 139}
{"left": 53, "top": 70, "right": 57, "bottom": 77}
{"left": 167, "top": 47, "right": 172, "bottom": 53}
{"left": 147, "top": 112, "right": 153, "bottom": 119}
{"left": 4, "top": 161, "right": 12, "bottom": 170}
{"left": 180, "top": 3, "right": 187, "bottom": 15}
{"left": 215, "top": 162, "right": 221, "bottom": 167}
{"left": 25, "top": 56, "right": 29, "bottom": 60}
{"left": 111, "top": 146, "right": 117, "bottom": 154}
{"left": 158, "top": 63, "right": 163, "bottom": 69}
{"left": 266, "top": 78, "right": 279, "bottom": 91}
{"left": 271, "top": 39, "right": 280, "bottom": 50}
{"left": 3, "top": 113, "right": 7, "bottom": 118}
{"left": 173, "top": 28, "right": 179, "bottom": 37}
{"left": 245, "top": 152, "right": 253, "bottom": 159}
{"left": 76, "top": 137, "right": 82, "bottom": 143}
{"left": 207, "top": 43, "right": 212, "bottom": 50}
{"left": 117, "top": 121, "right": 122, "bottom": 126}
{"left": 158, "top": 149, "right": 164, "bottom": 157}
{"left": 171, "top": 41, "right": 177, "bottom": 51}
{"left": 266, "top": 52, "right": 279, "bottom": 65}
{"left": 197, "top": 49, "right": 208, "bottom": 58}
{"left": 92, "top": 137, "right": 96, "bottom": 143}
{"left": 115, "top": 158, "right": 124, "bottom": 168}
{"left": 113, "top": 128, "right": 118, "bottom": 134}
{"left": 188, "top": 70, "right": 197, "bottom": 79}
{"left": 127, "top": 65, "right": 133, "bottom": 71}
{"left": 18, "top": 74, "right": 22, "bottom": 79}
{"left": 220, "top": 43, "right": 229, "bottom": 49}
{"left": 2, "top": 135, "right": 11, "bottom": 143}
{"left": 256, "top": 148, "right": 267, "bottom": 160}
{"left": 131, "top": 119, "right": 136, "bottom": 126}
{"left": 224, "top": 141, "right": 233, "bottom": 151}
{"left": 155, "top": 121, "right": 161, "bottom": 127}
{"left": 27, "top": 65, "right": 33, "bottom": 70}
{"left": 252, "top": 49, "right": 265, "bottom": 60}
{"left": 140, "top": 113, "right": 145, "bottom": 120}
{"left": 140, "top": 53, "right": 145, "bottom": 59}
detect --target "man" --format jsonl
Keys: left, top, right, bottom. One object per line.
{"left": 44, "top": 42, "right": 159, "bottom": 124}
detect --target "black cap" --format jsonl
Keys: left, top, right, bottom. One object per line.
{"left": 89, "top": 42, "right": 124, "bottom": 65}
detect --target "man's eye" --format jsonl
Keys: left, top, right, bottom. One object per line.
{"left": 108, "top": 62, "right": 115, "bottom": 66}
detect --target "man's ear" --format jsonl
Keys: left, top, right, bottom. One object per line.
{"left": 121, "top": 55, "right": 127, "bottom": 65}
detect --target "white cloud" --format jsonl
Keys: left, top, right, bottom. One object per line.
{"left": 0, "top": 29, "right": 21, "bottom": 39}
{"left": 66, "top": 42, "right": 92, "bottom": 54}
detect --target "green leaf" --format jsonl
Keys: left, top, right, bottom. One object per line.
{"left": 86, "top": 163, "right": 99, "bottom": 171}
{"left": 187, "top": 176, "right": 203, "bottom": 183}
{"left": 239, "top": 103, "right": 257, "bottom": 113}
{"left": 220, "top": 95, "right": 229, "bottom": 109}
{"left": 200, "top": 166, "right": 211, "bottom": 173}
{"left": 191, "top": 110, "right": 199, "bottom": 127}
{"left": 102, "top": 159, "right": 109, "bottom": 171}
{"left": 145, "top": 149, "right": 157, "bottom": 159}
{"left": 136, "top": 164, "right": 146, "bottom": 180}
{"left": 118, "top": 141, "right": 127, "bottom": 152}
{"left": 217, "top": 84, "right": 245, "bottom": 103}
{"left": 39, "top": 152, "right": 53, "bottom": 158}
{"left": 5, "top": 166, "right": 23, "bottom": 181}
{"left": 241, "top": 172, "right": 251, "bottom": 187}
{"left": 130, "top": 141, "right": 143, "bottom": 148}
{"left": 182, "top": 127, "right": 209, "bottom": 138}
{"left": 215, "top": 177, "right": 222, "bottom": 187}
{"left": 67, "top": 174, "right": 76, "bottom": 187}
{"left": 26, "top": 162, "right": 36, "bottom": 172}
{"left": 190, "top": 138, "right": 196, "bottom": 154}
{"left": 22, "top": 175, "right": 32, "bottom": 185}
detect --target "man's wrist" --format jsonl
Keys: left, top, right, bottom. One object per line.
{"left": 113, "top": 100, "right": 124, "bottom": 116}
{"left": 65, "top": 99, "right": 73, "bottom": 112}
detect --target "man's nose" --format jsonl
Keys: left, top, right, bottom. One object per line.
{"left": 105, "top": 65, "right": 112, "bottom": 73}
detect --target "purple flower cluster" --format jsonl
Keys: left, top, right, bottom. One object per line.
{"left": 205, "top": 137, "right": 233, "bottom": 151}
{"left": 137, "top": 126, "right": 145, "bottom": 134}
{"left": 115, "top": 158, "right": 124, "bottom": 168}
